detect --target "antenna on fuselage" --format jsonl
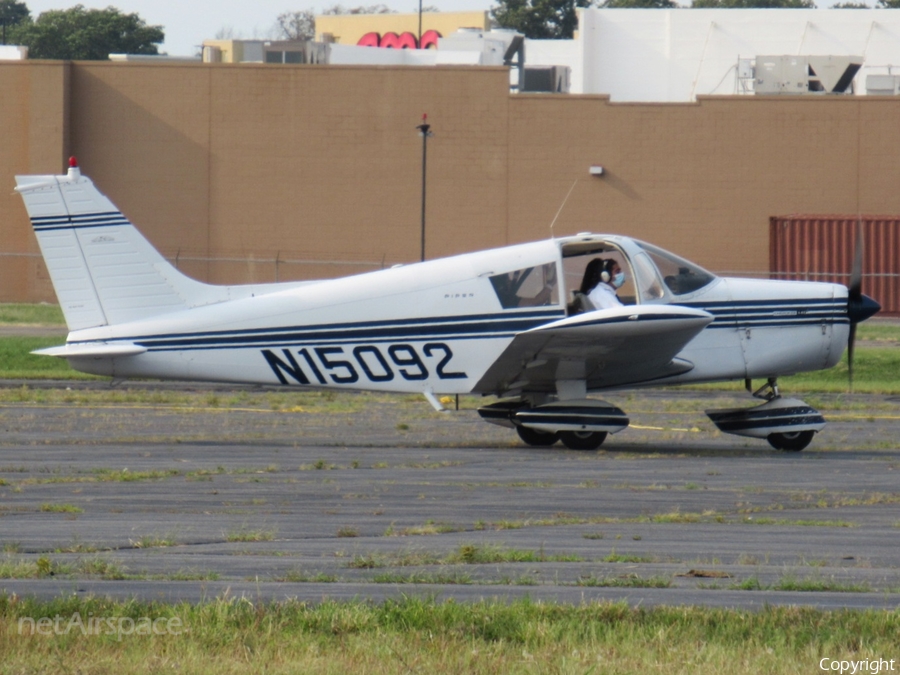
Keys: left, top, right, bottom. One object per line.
{"left": 549, "top": 179, "right": 579, "bottom": 239}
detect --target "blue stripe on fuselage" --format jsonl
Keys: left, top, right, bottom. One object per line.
{"left": 683, "top": 298, "right": 848, "bottom": 328}
{"left": 68, "top": 310, "right": 567, "bottom": 353}
{"left": 58, "top": 282, "right": 846, "bottom": 354}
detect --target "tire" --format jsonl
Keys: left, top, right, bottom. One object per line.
{"left": 516, "top": 426, "right": 560, "bottom": 447}
{"left": 559, "top": 430, "right": 607, "bottom": 451}
{"left": 767, "top": 430, "right": 815, "bottom": 452}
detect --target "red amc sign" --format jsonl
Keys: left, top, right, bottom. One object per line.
{"left": 357, "top": 30, "right": 441, "bottom": 49}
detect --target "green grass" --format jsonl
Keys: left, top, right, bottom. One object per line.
{"left": 779, "top": 347, "right": 900, "bottom": 394}
{"left": 345, "top": 545, "right": 583, "bottom": 570}
{"left": 577, "top": 574, "right": 672, "bottom": 588}
{"left": 674, "top": 345, "right": 900, "bottom": 395}
{"left": 0, "top": 303, "right": 64, "bottom": 325}
{"left": 0, "top": 384, "right": 403, "bottom": 413}
{"left": 603, "top": 549, "right": 655, "bottom": 563}
{"left": 0, "top": 336, "right": 97, "bottom": 379}
{"left": 1, "top": 595, "right": 899, "bottom": 674}
{"left": 225, "top": 527, "right": 277, "bottom": 543}
{"left": 728, "top": 576, "right": 875, "bottom": 593}
{"left": 856, "top": 322, "right": 900, "bottom": 343}
{"left": 38, "top": 503, "right": 83, "bottom": 514}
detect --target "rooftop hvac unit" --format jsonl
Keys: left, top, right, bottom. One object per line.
{"left": 755, "top": 55, "right": 863, "bottom": 95}
{"left": 437, "top": 29, "right": 516, "bottom": 67}
{"left": 241, "top": 41, "right": 264, "bottom": 63}
{"left": 522, "top": 66, "right": 570, "bottom": 94}
{"left": 866, "top": 74, "right": 900, "bottom": 96}
{"left": 0, "top": 45, "right": 28, "bottom": 60}
{"left": 202, "top": 45, "right": 222, "bottom": 63}
{"left": 262, "top": 40, "right": 330, "bottom": 65}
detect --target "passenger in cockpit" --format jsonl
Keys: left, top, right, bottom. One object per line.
{"left": 580, "top": 258, "right": 625, "bottom": 310}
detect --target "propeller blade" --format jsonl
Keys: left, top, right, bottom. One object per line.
{"left": 849, "top": 218, "right": 864, "bottom": 303}
{"left": 845, "top": 219, "right": 881, "bottom": 391}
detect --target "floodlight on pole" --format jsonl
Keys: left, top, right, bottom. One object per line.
{"left": 416, "top": 113, "right": 433, "bottom": 262}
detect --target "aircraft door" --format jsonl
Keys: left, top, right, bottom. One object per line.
{"left": 561, "top": 243, "right": 637, "bottom": 314}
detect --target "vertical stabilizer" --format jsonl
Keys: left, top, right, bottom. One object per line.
{"left": 16, "top": 160, "right": 222, "bottom": 331}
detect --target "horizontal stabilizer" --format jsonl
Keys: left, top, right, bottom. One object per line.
{"left": 32, "top": 343, "right": 147, "bottom": 358}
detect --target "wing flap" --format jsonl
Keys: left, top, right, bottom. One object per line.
{"left": 474, "top": 304, "right": 713, "bottom": 395}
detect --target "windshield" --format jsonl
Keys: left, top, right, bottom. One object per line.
{"left": 631, "top": 252, "right": 665, "bottom": 302}
{"left": 636, "top": 242, "right": 716, "bottom": 296}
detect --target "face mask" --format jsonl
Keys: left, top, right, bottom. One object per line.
{"left": 612, "top": 271, "right": 626, "bottom": 289}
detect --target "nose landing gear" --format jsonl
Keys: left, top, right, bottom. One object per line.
{"left": 705, "top": 378, "right": 825, "bottom": 452}
{"left": 765, "top": 429, "right": 816, "bottom": 451}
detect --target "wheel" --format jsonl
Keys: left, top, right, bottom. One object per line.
{"left": 516, "top": 426, "right": 559, "bottom": 447}
{"left": 767, "top": 430, "right": 815, "bottom": 452}
{"left": 559, "top": 430, "right": 607, "bottom": 451}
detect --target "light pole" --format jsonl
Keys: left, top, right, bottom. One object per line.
{"left": 416, "top": 113, "right": 432, "bottom": 262}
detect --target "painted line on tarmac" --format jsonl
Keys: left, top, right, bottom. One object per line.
{"left": 630, "top": 424, "right": 701, "bottom": 433}
{"left": 0, "top": 403, "right": 296, "bottom": 414}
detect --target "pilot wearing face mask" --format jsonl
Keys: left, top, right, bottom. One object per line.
{"left": 580, "top": 258, "right": 625, "bottom": 310}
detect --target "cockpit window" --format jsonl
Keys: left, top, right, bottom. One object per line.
{"left": 490, "top": 263, "right": 559, "bottom": 309}
{"left": 636, "top": 242, "right": 716, "bottom": 296}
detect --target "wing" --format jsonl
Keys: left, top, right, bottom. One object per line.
{"left": 473, "top": 304, "right": 714, "bottom": 396}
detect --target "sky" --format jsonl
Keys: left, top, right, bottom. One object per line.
{"left": 20, "top": 0, "right": 853, "bottom": 57}
{"left": 21, "top": 0, "right": 494, "bottom": 56}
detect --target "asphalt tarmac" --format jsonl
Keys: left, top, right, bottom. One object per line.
{"left": 1, "top": 382, "right": 899, "bottom": 610}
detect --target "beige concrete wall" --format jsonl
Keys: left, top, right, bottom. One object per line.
{"left": 0, "top": 61, "right": 69, "bottom": 302}
{"left": 46, "top": 62, "right": 510, "bottom": 290}
{"left": 2, "top": 60, "right": 900, "bottom": 303}
{"left": 506, "top": 95, "right": 894, "bottom": 275}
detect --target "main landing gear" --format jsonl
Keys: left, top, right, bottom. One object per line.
{"left": 479, "top": 399, "right": 627, "bottom": 451}
{"left": 705, "top": 378, "right": 825, "bottom": 452}
{"left": 480, "top": 377, "right": 824, "bottom": 452}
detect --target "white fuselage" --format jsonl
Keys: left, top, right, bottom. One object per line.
{"left": 61, "top": 238, "right": 849, "bottom": 396}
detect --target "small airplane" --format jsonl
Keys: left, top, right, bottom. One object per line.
{"left": 15, "top": 159, "right": 881, "bottom": 451}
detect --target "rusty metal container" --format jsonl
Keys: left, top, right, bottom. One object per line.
{"left": 770, "top": 215, "right": 900, "bottom": 317}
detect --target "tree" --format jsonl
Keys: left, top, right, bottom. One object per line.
{"left": 273, "top": 5, "right": 397, "bottom": 42}
{"left": 491, "top": 0, "right": 594, "bottom": 40}
{"left": 12, "top": 5, "right": 164, "bottom": 59}
{"left": 275, "top": 10, "right": 316, "bottom": 41}
{"left": 691, "top": 0, "right": 815, "bottom": 6}
{"left": 0, "top": 0, "right": 29, "bottom": 44}
{"left": 876, "top": 0, "right": 900, "bottom": 6}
